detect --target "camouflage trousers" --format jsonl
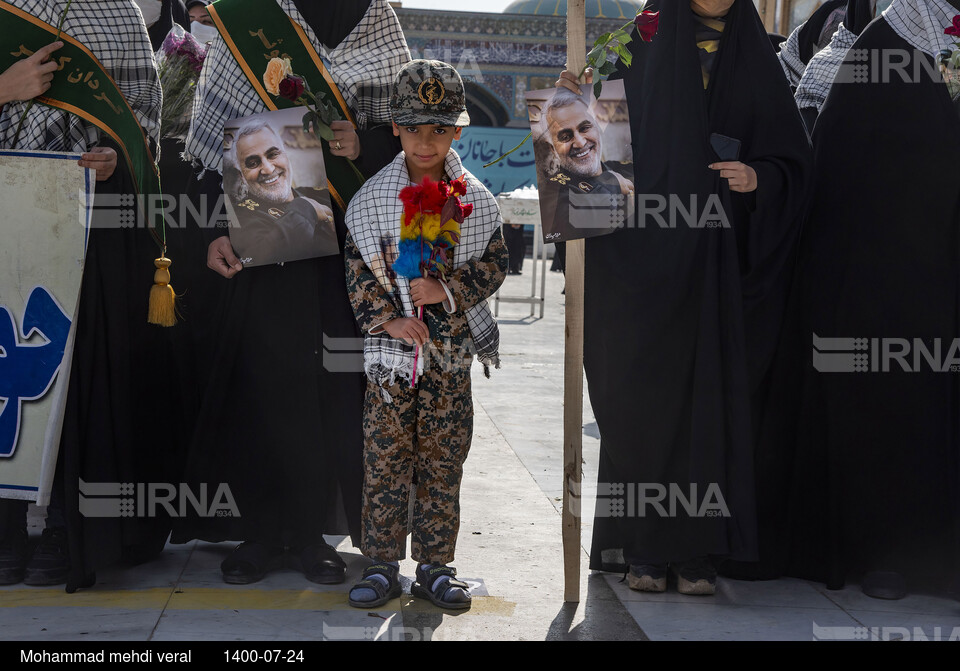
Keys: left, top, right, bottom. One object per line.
{"left": 361, "top": 353, "right": 473, "bottom": 564}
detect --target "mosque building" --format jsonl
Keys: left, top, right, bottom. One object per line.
{"left": 388, "top": 0, "right": 825, "bottom": 195}
{"left": 392, "top": 0, "right": 821, "bottom": 129}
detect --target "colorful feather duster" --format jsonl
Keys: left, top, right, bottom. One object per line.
{"left": 393, "top": 174, "right": 474, "bottom": 385}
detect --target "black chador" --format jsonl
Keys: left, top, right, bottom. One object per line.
{"left": 172, "top": 0, "right": 403, "bottom": 555}
{"left": 759, "top": 0, "right": 960, "bottom": 592}
{"left": 584, "top": 0, "right": 812, "bottom": 571}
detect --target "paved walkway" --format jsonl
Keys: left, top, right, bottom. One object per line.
{"left": 1, "top": 257, "right": 958, "bottom": 641}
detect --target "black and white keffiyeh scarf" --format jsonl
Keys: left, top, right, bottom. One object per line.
{"left": 346, "top": 150, "right": 502, "bottom": 393}
{"left": 778, "top": 4, "right": 848, "bottom": 88}
{"left": 795, "top": 24, "right": 859, "bottom": 111}
{"left": 797, "top": 0, "right": 956, "bottom": 112}
{"left": 883, "top": 0, "right": 956, "bottom": 57}
{"left": 183, "top": 0, "right": 409, "bottom": 174}
{"left": 0, "top": 0, "right": 161, "bottom": 152}
{"left": 779, "top": 24, "right": 810, "bottom": 88}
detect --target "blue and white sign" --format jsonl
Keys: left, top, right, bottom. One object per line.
{"left": 0, "top": 151, "right": 91, "bottom": 503}
{"left": 0, "top": 287, "right": 72, "bottom": 458}
{"left": 453, "top": 126, "right": 537, "bottom": 197}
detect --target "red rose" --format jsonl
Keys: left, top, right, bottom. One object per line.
{"left": 278, "top": 75, "right": 305, "bottom": 103}
{"left": 946, "top": 15, "right": 960, "bottom": 37}
{"left": 635, "top": 9, "right": 660, "bottom": 42}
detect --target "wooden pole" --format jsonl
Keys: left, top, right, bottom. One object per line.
{"left": 562, "top": 0, "right": 586, "bottom": 604}
{"left": 758, "top": 0, "right": 777, "bottom": 33}
{"left": 779, "top": 0, "right": 793, "bottom": 37}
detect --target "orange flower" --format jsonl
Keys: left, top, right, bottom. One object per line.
{"left": 263, "top": 57, "right": 292, "bottom": 96}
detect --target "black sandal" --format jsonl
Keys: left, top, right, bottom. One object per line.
{"left": 348, "top": 563, "right": 402, "bottom": 608}
{"left": 411, "top": 565, "right": 472, "bottom": 610}
{"left": 221, "top": 542, "right": 284, "bottom": 585}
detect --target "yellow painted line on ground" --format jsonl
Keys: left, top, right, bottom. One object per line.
{"left": 169, "top": 588, "right": 366, "bottom": 611}
{"left": 0, "top": 588, "right": 171, "bottom": 609}
{"left": 399, "top": 596, "right": 516, "bottom": 616}
{"left": 0, "top": 588, "right": 515, "bottom": 615}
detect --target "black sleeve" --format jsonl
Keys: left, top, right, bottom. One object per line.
{"left": 355, "top": 124, "right": 402, "bottom": 178}
{"left": 196, "top": 168, "right": 230, "bottom": 247}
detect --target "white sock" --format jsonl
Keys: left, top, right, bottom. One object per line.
{"left": 351, "top": 561, "right": 398, "bottom": 602}
{"left": 419, "top": 563, "right": 465, "bottom": 600}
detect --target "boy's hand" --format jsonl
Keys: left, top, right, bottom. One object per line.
{"left": 410, "top": 277, "right": 447, "bottom": 308}
{"left": 384, "top": 317, "right": 429, "bottom": 347}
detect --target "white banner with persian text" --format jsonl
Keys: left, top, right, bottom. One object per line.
{"left": 0, "top": 150, "right": 91, "bottom": 504}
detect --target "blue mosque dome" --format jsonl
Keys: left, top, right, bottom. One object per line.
{"left": 503, "top": 0, "right": 644, "bottom": 19}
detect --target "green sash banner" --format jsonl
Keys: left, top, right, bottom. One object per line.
{"left": 208, "top": 0, "right": 364, "bottom": 211}
{"left": 0, "top": 0, "right": 160, "bottom": 214}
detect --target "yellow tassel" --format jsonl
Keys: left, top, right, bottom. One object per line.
{"left": 147, "top": 256, "right": 177, "bottom": 327}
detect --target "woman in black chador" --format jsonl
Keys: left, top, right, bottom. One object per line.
{"left": 560, "top": 0, "right": 812, "bottom": 594}
{"left": 172, "top": 0, "right": 408, "bottom": 585}
{"left": 764, "top": 0, "right": 960, "bottom": 600}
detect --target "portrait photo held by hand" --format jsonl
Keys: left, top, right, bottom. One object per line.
{"left": 222, "top": 107, "right": 339, "bottom": 268}
{"left": 524, "top": 79, "right": 635, "bottom": 244}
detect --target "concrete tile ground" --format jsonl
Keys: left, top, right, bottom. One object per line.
{"left": 1, "top": 256, "right": 958, "bottom": 641}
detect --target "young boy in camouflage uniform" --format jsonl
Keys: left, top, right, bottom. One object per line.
{"left": 343, "top": 60, "right": 508, "bottom": 609}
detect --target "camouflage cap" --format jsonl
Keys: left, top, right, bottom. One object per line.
{"left": 390, "top": 59, "right": 471, "bottom": 127}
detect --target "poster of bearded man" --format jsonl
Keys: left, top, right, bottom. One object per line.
{"left": 525, "top": 79, "right": 634, "bottom": 243}
{"left": 222, "top": 107, "right": 338, "bottom": 268}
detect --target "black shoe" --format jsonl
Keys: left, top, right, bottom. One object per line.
{"left": 0, "top": 527, "right": 28, "bottom": 585}
{"left": 23, "top": 527, "right": 68, "bottom": 586}
{"left": 220, "top": 542, "right": 284, "bottom": 585}
{"left": 287, "top": 542, "right": 346, "bottom": 585}
{"left": 862, "top": 571, "right": 907, "bottom": 600}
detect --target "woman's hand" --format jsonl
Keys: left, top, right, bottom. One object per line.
{"left": 555, "top": 68, "right": 593, "bottom": 95}
{"left": 207, "top": 235, "right": 244, "bottom": 279}
{"left": 79, "top": 146, "right": 117, "bottom": 182}
{"left": 709, "top": 161, "right": 757, "bottom": 193}
{"left": 328, "top": 120, "right": 360, "bottom": 161}
{"left": 0, "top": 42, "right": 63, "bottom": 106}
